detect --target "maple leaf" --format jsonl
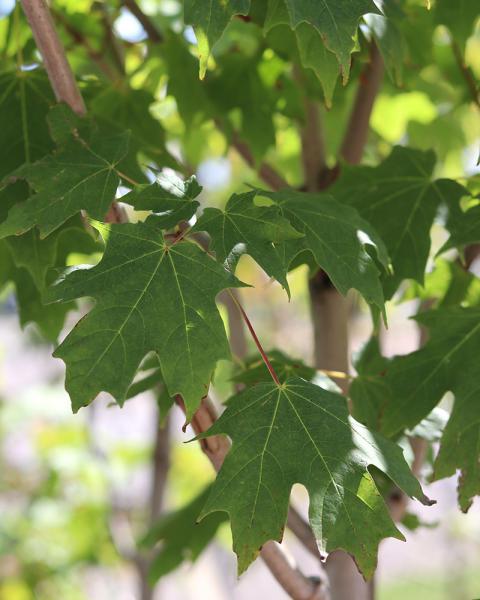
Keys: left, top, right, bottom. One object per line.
{"left": 47, "top": 217, "right": 244, "bottom": 418}
{"left": 193, "top": 191, "right": 303, "bottom": 296}
{"left": 264, "top": 0, "right": 339, "bottom": 106}
{"left": 282, "top": 0, "right": 381, "bottom": 78}
{"left": 441, "top": 203, "right": 480, "bottom": 255}
{"left": 183, "top": 0, "right": 250, "bottom": 78}
{"left": 122, "top": 174, "right": 202, "bottom": 229}
{"left": 0, "top": 108, "right": 129, "bottom": 239}
{"left": 140, "top": 484, "right": 226, "bottom": 583}
{"left": 198, "top": 378, "right": 432, "bottom": 577}
{"left": 0, "top": 70, "right": 54, "bottom": 180}
{"left": 259, "top": 189, "right": 389, "bottom": 313}
{"left": 376, "top": 307, "right": 480, "bottom": 510}
{"left": 331, "top": 146, "right": 468, "bottom": 298}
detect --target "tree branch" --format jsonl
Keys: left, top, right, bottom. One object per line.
{"left": 123, "top": 0, "right": 163, "bottom": 43}
{"left": 175, "top": 395, "right": 329, "bottom": 600}
{"left": 339, "top": 42, "right": 384, "bottom": 165}
{"left": 451, "top": 41, "right": 480, "bottom": 108}
{"left": 21, "top": 0, "right": 86, "bottom": 115}
{"left": 230, "top": 133, "right": 289, "bottom": 191}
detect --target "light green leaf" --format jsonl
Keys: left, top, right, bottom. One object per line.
{"left": 183, "top": 0, "right": 250, "bottom": 77}
{"left": 193, "top": 191, "right": 303, "bottom": 296}
{"left": 331, "top": 146, "right": 468, "bottom": 298}
{"left": 47, "top": 217, "right": 244, "bottom": 418}
{"left": 435, "top": 0, "right": 480, "bottom": 52}
{"left": 259, "top": 189, "right": 389, "bottom": 313}
{"left": 199, "top": 378, "right": 432, "bottom": 576}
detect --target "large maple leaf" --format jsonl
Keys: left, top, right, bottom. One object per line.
{"left": 198, "top": 378, "right": 432, "bottom": 577}
{"left": 47, "top": 217, "right": 244, "bottom": 418}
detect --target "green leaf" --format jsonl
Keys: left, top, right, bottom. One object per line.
{"left": 47, "top": 217, "right": 244, "bottom": 418}
{"left": 0, "top": 108, "right": 128, "bottom": 239}
{"left": 281, "top": 0, "right": 381, "bottom": 78}
{"left": 441, "top": 203, "right": 480, "bottom": 254}
{"left": 435, "top": 0, "right": 480, "bottom": 52}
{"left": 331, "top": 146, "right": 467, "bottom": 298}
{"left": 350, "top": 337, "right": 390, "bottom": 430}
{"left": 123, "top": 174, "right": 201, "bottom": 229}
{"left": 141, "top": 484, "right": 226, "bottom": 582}
{"left": 183, "top": 0, "right": 250, "bottom": 78}
{"left": 0, "top": 240, "right": 73, "bottom": 341}
{"left": 193, "top": 191, "right": 303, "bottom": 296}
{"left": 198, "top": 378, "right": 432, "bottom": 577}
{"left": 0, "top": 70, "right": 54, "bottom": 179}
{"left": 259, "top": 189, "right": 389, "bottom": 313}
{"left": 434, "top": 375, "right": 480, "bottom": 511}
{"left": 264, "top": 0, "right": 339, "bottom": 106}
{"left": 379, "top": 308, "right": 480, "bottom": 440}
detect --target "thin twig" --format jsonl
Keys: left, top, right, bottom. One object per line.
{"left": 231, "top": 133, "right": 289, "bottom": 191}
{"left": 339, "top": 42, "right": 384, "bottom": 165}
{"left": 21, "top": 0, "right": 86, "bottom": 115}
{"left": 123, "top": 0, "right": 163, "bottom": 43}
{"left": 227, "top": 289, "right": 281, "bottom": 386}
{"left": 451, "top": 41, "right": 480, "bottom": 108}
{"left": 52, "top": 8, "right": 118, "bottom": 79}
{"left": 175, "top": 394, "right": 329, "bottom": 600}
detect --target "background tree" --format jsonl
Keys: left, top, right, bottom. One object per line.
{"left": 0, "top": 1, "right": 479, "bottom": 599}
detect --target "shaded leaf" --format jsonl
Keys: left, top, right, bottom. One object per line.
{"left": 331, "top": 146, "right": 468, "bottom": 298}
{"left": 141, "top": 484, "right": 226, "bottom": 582}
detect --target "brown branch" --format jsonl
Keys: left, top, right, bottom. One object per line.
{"left": 339, "top": 42, "right": 384, "bottom": 165}
{"left": 123, "top": 0, "right": 163, "bottom": 43}
{"left": 176, "top": 395, "right": 329, "bottom": 600}
{"left": 21, "top": 0, "right": 86, "bottom": 115}
{"left": 230, "top": 132, "right": 289, "bottom": 191}
{"left": 300, "top": 97, "right": 327, "bottom": 191}
{"left": 149, "top": 413, "right": 170, "bottom": 525}
{"left": 451, "top": 41, "right": 480, "bottom": 108}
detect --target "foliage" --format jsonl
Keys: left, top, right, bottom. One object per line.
{"left": 1, "top": 0, "right": 480, "bottom": 593}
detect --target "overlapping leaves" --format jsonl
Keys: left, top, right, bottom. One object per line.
{"left": 194, "top": 191, "right": 303, "bottom": 296}
{"left": 198, "top": 378, "right": 432, "bottom": 576}
{"left": 331, "top": 146, "right": 468, "bottom": 298}
{"left": 259, "top": 188, "right": 389, "bottom": 312}
{"left": 361, "top": 308, "right": 480, "bottom": 511}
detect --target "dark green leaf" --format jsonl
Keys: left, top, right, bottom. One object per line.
{"left": 141, "top": 484, "right": 226, "bottom": 582}
{"left": 193, "top": 191, "right": 303, "bottom": 296}
{"left": 47, "top": 218, "right": 244, "bottom": 418}
{"left": 199, "top": 378, "right": 432, "bottom": 576}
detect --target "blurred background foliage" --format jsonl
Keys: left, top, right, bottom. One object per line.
{"left": 0, "top": 0, "right": 479, "bottom": 598}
